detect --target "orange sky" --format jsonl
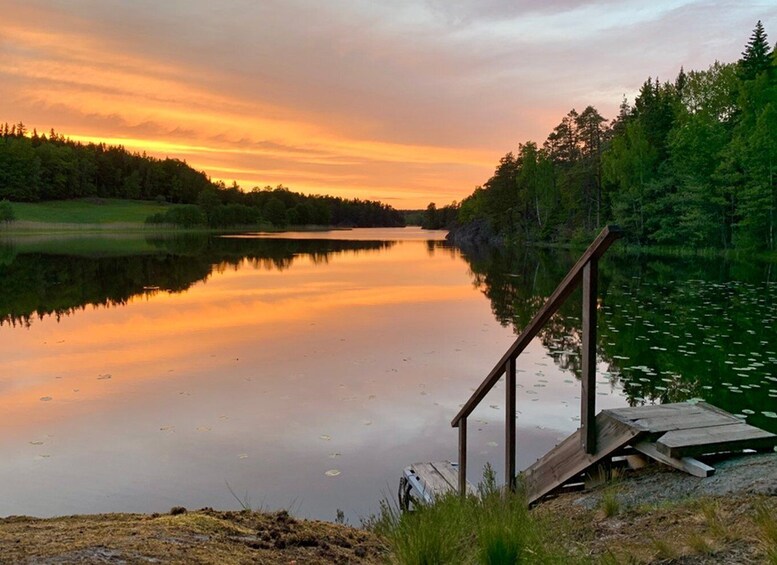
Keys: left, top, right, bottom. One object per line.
{"left": 0, "top": 1, "right": 772, "bottom": 207}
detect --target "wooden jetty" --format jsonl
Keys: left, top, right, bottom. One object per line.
{"left": 523, "top": 401, "right": 777, "bottom": 504}
{"left": 438, "top": 226, "right": 777, "bottom": 506}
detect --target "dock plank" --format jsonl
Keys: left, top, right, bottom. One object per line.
{"left": 632, "top": 441, "right": 715, "bottom": 477}
{"left": 656, "top": 423, "right": 777, "bottom": 458}
{"left": 412, "top": 462, "right": 456, "bottom": 495}
{"left": 632, "top": 410, "right": 740, "bottom": 433}
{"left": 523, "top": 412, "right": 643, "bottom": 504}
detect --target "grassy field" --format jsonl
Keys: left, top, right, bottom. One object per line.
{"left": 7, "top": 198, "right": 175, "bottom": 225}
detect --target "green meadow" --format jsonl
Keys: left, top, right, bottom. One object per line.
{"left": 7, "top": 198, "right": 175, "bottom": 225}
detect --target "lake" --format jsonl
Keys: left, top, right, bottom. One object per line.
{"left": 0, "top": 228, "right": 775, "bottom": 522}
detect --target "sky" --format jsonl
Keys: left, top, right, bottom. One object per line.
{"left": 1, "top": 1, "right": 775, "bottom": 208}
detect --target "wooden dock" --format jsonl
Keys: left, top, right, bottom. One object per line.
{"left": 447, "top": 227, "right": 776, "bottom": 506}
{"left": 522, "top": 402, "right": 777, "bottom": 505}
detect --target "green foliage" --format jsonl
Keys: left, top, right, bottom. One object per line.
{"left": 0, "top": 127, "right": 405, "bottom": 229}
{"left": 0, "top": 200, "right": 15, "bottom": 223}
{"left": 422, "top": 201, "right": 459, "bottom": 229}
{"left": 738, "top": 20, "right": 772, "bottom": 81}
{"left": 12, "top": 199, "right": 171, "bottom": 224}
{"left": 146, "top": 205, "right": 206, "bottom": 227}
{"left": 453, "top": 22, "right": 777, "bottom": 252}
{"left": 371, "top": 466, "right": 570, "bottom": 564}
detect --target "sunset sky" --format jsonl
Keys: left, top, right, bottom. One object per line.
{"left": 1, "top": 1, "right": 774, "bottom": 208}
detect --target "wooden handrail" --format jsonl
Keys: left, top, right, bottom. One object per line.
{"left": 452, "top": 225, "right": 623, "bottom": 496}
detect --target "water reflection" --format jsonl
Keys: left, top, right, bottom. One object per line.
{"left": 460, "top": 244, "right": 777, "bottom": 433}
{"left": 0, "top": 235, "right": 396, "bottom": 326}
{"left": 1, "top": 231, "right": 774, "bottom": 522}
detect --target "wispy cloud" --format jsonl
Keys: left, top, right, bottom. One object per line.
{"left": 0, "top": 0, "right": 773, "bottom": 206}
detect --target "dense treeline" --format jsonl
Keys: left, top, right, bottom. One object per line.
{"left": 0, "top": 236, "right": 394, "bottom": 327}
{"left": 438, "top": 22, "right": 777, "bottom": 250}
{"left": 0, "top": 126, "right": 404, "bottom": 228}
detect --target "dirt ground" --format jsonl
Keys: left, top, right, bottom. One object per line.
{"left": 0, "top": 508, "right": 387, "bottom": 564}
{"left": 535, "top": 452, "right": 777, "bottom": 563}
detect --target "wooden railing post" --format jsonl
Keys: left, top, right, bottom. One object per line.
{"left": 505, "top": 357, "right": 516, "bottom": 491}
{"left": 451, "top": 226, "right": 621, "bottom": 491}
{"left": 581, "top": 258, "right": 598, "bottom": 454}
{"left": 458, "top": 418, "right": 467, "bottom": 498}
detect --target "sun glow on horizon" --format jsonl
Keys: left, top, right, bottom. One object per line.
{"left": 1, "top": 2, "right": 769, "bottom": 208}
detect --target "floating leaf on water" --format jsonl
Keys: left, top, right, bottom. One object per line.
{"left": 319, "top": 435, "right": 331, "bottom": 441}
{"left": 29, "top": 441, "right": 44, "bottom": 445}
{"left": 97, "top": 374, "right": 112, "bottom": 380}
{"left": 160, "top": 426, "right": 175, "bottom": 432}
{"left": 238, "top": 453, "right": 248, "bottom": 459}
{"left": 362, "top": 420, "right": 372, "bottom": 426}
{"left": 39, "top": 396, "right": 52, "bottom": 402}
{"left": 197, "top": 426, "right": 211, "bottom": 432}
{"left": 742, "top": 409, "right": 755, "bottom": 415}
{"left": 734, "top": 414, "right": 747, "bottom": 420}
{"left": 328, "top": 452, "right": 341, "bottom": 458}
{"left": 762, "top": 412, "right": 777, "bottom": 419}
{"left": 486, "top": 441, "right": 498, "bottom": 447}
{"left": 325, "top": 469, "right": 341, "bottom": 477}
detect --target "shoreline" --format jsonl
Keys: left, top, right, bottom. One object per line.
{"left": 2, "top": 453, "right": 774, "bottom": 563}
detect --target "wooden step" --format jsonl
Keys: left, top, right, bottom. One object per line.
{"left": 523, "top": 411, "right": 644, "bottom": 504}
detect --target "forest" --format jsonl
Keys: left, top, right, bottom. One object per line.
{"left": 428, "top": 22, "right": 777, "bottom": 251}
{"left": 0, "top": 126, "right": 404, "bottom": 228}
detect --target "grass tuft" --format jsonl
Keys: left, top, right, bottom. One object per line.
{"left": 599, "top": 489, "right": 621, "bottom": 518}
{"left": 650, "top": 536, "right": 677, "bottom": 560}
{"left": 755, "top": 501, "right": 777, "bottom": 564}
{"left": 370, "top": 465, "right": 571, "bottom": 564}
{"left": 687, "top": 532, "right": 715, "bottom": 555}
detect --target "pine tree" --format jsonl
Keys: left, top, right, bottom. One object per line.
{"left": 739, "top": 21, "right": 771, "bottom": 80}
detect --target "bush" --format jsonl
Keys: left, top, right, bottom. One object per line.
{"left": 145, "top": 205, "right": 206, "bottom": 227}
{"left": 0, "top": 200, "right": 15, "bottom": 223}
{"left": 207, "top": 204, "right": 261, "bottom": 228}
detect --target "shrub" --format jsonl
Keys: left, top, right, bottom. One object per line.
{"left": 145, "top": 205, "right": 206, "bottom": 227}
{"left": 0, "top": 200, "right": 15, "bottom": 223}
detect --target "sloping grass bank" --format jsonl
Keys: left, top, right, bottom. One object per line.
{"left": 8, "top": 198, "right": 174, "bottom": 225}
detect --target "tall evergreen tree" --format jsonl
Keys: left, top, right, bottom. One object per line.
{"left": 739, "top": 20, "right": 771, "bottom": 80}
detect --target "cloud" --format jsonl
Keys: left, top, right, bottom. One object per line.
{"left": 1, "top": 0, "right": 774, "bottom": 207}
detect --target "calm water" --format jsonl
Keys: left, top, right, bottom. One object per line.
{"left": 0, "top": 228, "right": 775, "bottom": 521}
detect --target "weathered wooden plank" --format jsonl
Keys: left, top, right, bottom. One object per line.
{"left": 581, "top": 259, "right": 598, "bottom": 454}
{"left": 633, "top": 410, "right": 740, "bottom": 433}
{"left": 607, "top": 403, "right": 691, "bottom": 420}
{"left": 412, "top": 462, "right": 456, "bottom": 495}
{"left": 431, "top": 462, "right": 475, "bottom": 496}
{"left": 429, "top": 462, "right": 459, "bottom": 490}
{"left": 656, "top": 423, "right": 777, "bottom": 458}
{"left": 632, "top": 441, "right": 715, "bottom": 478}
{"left": 458, "top": 417, "right": 467, "bottom": 497}
{"left": 524, "top": 412, "right": 644, "bottom": 504}
{"left": 505, "top": 358, "right": 516, "bottom": 490}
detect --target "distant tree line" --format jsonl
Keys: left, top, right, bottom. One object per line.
{"left": 0, "top": 126, "right": 404, "bottom": 228}
{"left": 438, "top": 22, "right": 777, "bottom": 250}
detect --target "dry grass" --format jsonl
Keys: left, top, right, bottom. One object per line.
{"left": 535, "top": 492, "right": 775, "bottom": 563}
{"left": 0, "top": 508, "right": 386, "bottom": 564}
